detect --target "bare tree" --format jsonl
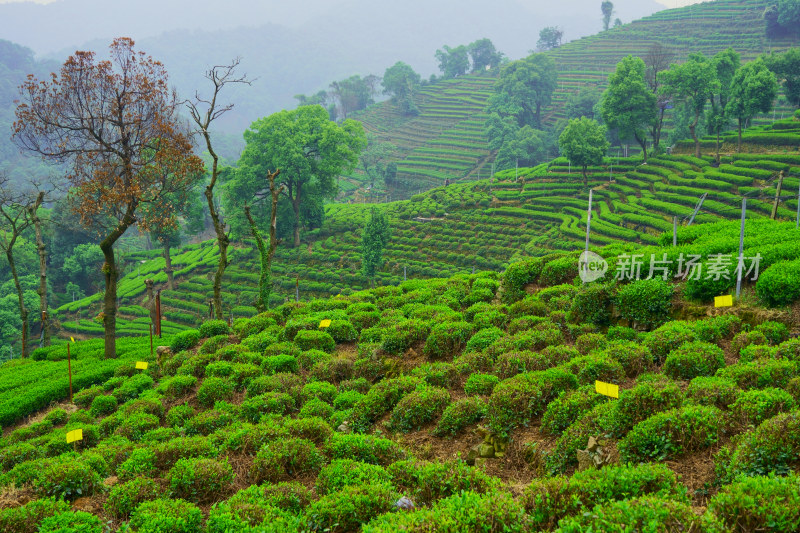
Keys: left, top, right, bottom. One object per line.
{"left": 185, "top": 58, "right": 252, "bottom": 321}
{"left": 0, "top": 176, "right": 35, "bottom": 356}
{"left": 644, "top": 43, "right": 675, "bottom": 153}
{"left": 25, "top": 185, "right": 50, "bottom": 346}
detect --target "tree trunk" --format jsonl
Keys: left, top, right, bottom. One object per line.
{"left": 716, "top": 130, "right": 721, "bottom": 163}
{"left": 162, "top": 242, "right": 174, "bottom": 290}
{"left": 582, "top": 166, "right": 588, "bottom": 185}
{"left": 6, "top": 247, "right": 28, "bottom": 357}
{"left": 737, "top": 119, "right": 743, "bottom": 152}
{"left": 636, "top": 134, "right": 648, "bottom": 163}
{"left": 690, "top": 111, "right": 700, "bottom": 158}
{"left": 29, "top": 192, "right": 50, "bottom": 347}
{"left": 206, "top": 186, "right": 229, "bottom": 320}
{"left": 245, "top": 207, "right": 270, "bottom": 311}
{"left": 291, "top": 183, "right": 302, "bottom": 248}
{"left": 99, "top": 206, "right": 135, "bottom": 359}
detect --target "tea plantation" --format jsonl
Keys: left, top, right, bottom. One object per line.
{"left": 2, "top": 241, "right": 800, "bottom": 531}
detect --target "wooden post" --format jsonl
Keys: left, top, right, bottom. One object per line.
{"left": 295, "top": 277, "right": 299, "bottom": 302}
{"left": 771, "top": 170, "right": 785, "bottom": 220}
{"left": 403, "top": 265, "right": 407, "bottom": 281}
{"left": 673, "top": 216, "right": 678, "bottom": 247}
{"left": 149, "top": 324, "right": 153, "bottom": 358}
{"left": 67, "top": 341, "right": 73, "bottom": 403}
{"left": 688, "top": 193, "right": 707, "bottom": 226}
{"left": 796, "top": 177, "right": 800, "bottom": 229}
{"left": 155, "top": 289, "right": 162, "bottom": 338}
{"left": 736, "top": 198, "right": 746, "bottom": 299}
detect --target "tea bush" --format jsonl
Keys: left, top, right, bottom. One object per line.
{"left": 34, "top": 458, "right": 101, "bottom": 500}
{"left": 729, "top": 388, "right": 796, "bottom": 428}
{"left": 89, "top": 394, "right": 118, "bottom": 417}
{"left": 199, "top": 319, "right": 231, "bottom": 338}
{"left": 464, "top": 373, "right": 499, "bottom": 395}
{"left": 716, "top": 359, "right": 798, "bottom": 389}
{"left": 315, "top": 459, "right": 392, "bottom": 495}
{"left": 664, "top": 340, "right": 726, "bottom": 379}
{"left": 542, "top": 385, "right": 610, "bottom": 435}
{"left": 686, "top": 376, "right": 740, "bottom": 409}
{"left": 197, "top": 377, "right": 235, "bottom": 408}
{"left": 205, "top": 487, "right": 300, "bottom": 533}
{"left": 325, "top": 433, "right": 406, "bottom": 466}
{"left": 104, "top": 476, "right": 161, "bottom": 518}
{"left": 170, "top": 329, "right": 202, "bottom": 353}
{"left": 556, "top": 495, "right": 699, "bottom": 532}
{"left": 411, "top": 362, "right": 459, "bottom": 388}
{"left": 388, "top": 386, "right": 450, "bottom": 432}
{"left": 643, "top": 321, "right": 696, "bottom": 362}
{"left": 294, "top": 330, "right": 336, "bottom": 353}
{"left": 251, "top": 437, "right": 326, "bottom": 483}
{"left": 602, "top": 341, "right": 654, "bottom": 378}
{"left": 304, "top": 482, "right": 399, "bottom": 533}
{"left": 433, "top": 396, "right": 487, "bottom": 436}
{"left": 722, "top": 410, "right": 800, "bottom": 479}
{"left": 168, "top": 456, "right": 235, "bottom": 503}
{"left": 615, "top": 278, "right": 673, "bottom": 329}
{"left": 387, "top": 459, "right": 501, "bottom": 506}
{"left": 128, "top": 498, "right": 203, "bottom": 533}
{"left": 117, "top": 448, "right": 158, "bottom": 481}
{"left": 0, "top": 497, "right": 70, "bottom": 533}
{"left": 703, "top": 474, "right": 800, "bottom": 532}
{"left": 37, "top": 511, "right": 103, "bottom": 533}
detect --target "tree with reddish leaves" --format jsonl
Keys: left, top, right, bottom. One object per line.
{"left": 13, "top": 38, "right": 204, "bottom": 358}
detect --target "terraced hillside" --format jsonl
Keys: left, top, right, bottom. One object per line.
{"left": 3, "top": 245, "right": 800, "bottom": 531}
{"left": 348, "top": 0, "right": 799, "bottom": 199}
{"left": 49, "top": 114, "right": 800, "bottom": 339}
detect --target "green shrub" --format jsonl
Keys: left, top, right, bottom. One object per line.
{"left": 0, "top": 497, "right": 70, "bottom": 533}
{"left": 569, "top": 283, "right": 612, "bottom": 326}
{"left": 251, "top": 438, "right": 326, "bottom": 483}
{"left": 464, "top": 326, "right": 503, "bottom": 353}
{"left": 722, "top": 410, "right": 800, "bottom": 479}
{"left": 37, "top": 510, "right": 103, "bottom": 533}
{"left": 643, "top": 321, "right": 696, "bottom": 362}
{"left": 332, "top": 390, "right": 364, "bottom": 411}
{"left": 685, "top": 262, "right": 736, "bottom": 303}
{"left": 299, "top": 399, "right": 334, "bottom": 421}
{"left": 199, "top": 319, "right": 230, "bottom": 338}
{"left": 502, "top": 258, "right": 543, "bottom": 302}
{"left": 755, "top": 321, "right": 790, "bottom": 345}
{"left": 168, "top": 457, "right": 235, "bottom": 503}
{"left": 521, "top": 463, "right": 687, "bottom": 530}
{"left": 349, "top": 376, "right": 422, "bottom": 432}
{"left": 185, "top": 406, "right": 235, "bottom": 436}
{"left": 388, "top": 386, "right": 450, "bottom": 432}
{"left": 775, "top": 338, "right": 800, "bottom": 362}
{"left": 34, "top": 459, "right": 101, "bottom": 500}
{"left": 607, "top": 326, "right": 637, "bottom": 341}
{"left": 166, "top": 403, "right": 195, "bottom": 428}
{"left": 388, "top": 459, "right": 501, "bottom": 506}
{"left": 363, "top": 490, "right": 526, "bottom": 533}
{"left": 297, "top": 349, "right": 332, "bottom": 370}
{"left": 574, "top": 333, "right": 608, "bottom": 355}
{"left": 73, "top": 386, "right": 103, "bottom": 409}
{"left": 301, "top": 381, "right": 338, "bottom": 403}
{"left": 153, "top": 436, "right": 217, "bottom": 470}
{"left": 704, "top": 473, "right": 800, "bottom": 532}
{"left": 115, "top": 413, "right": 160, "bottom": 441}
{"left": 411, "top": 362, "right": 459, "bottom": 388}
{"left": 262, "top": 481, "right": 312, "bottom": 512}
{"left": 539, "top": 256, "right": 577, "bottom": 287}
{"left": 316, "top": 459, "right": 392, "bottom": 495}
{"left": 686, "top": 376, "right": 740, "bottom": 409}
{"left": 199, "top": 334, "right": 228, "bottom": 355}
{"left": 472, "top": 309, "right": 508, "bottom": 330}
{"left": 88, "top": 394, "right": 118, "bottom": 417}
{"left": 380, "top": 319, "right": 430, "bottom": 355}
{"left": 542, "top": 385, "right": 610, "bottom": 435}
{"left": 616, "top": 278, "right": 673, "bottom": 329}
{"left": 487, "top": 368, "right": 578, "bottom": 437}
{"left": 602, "top": 341, "right": 654, "bottom": 378}
{"left": 464, "top": 373, "right": 499, "bottom": 395}
{"left": 294, "top": 330, "right": 336, "bottom": 353}
{"left": 157, "top": 375, "right": 197, "bottom": 399}
{"left": 240, "top": 393, "right": 295, "bottom": 422}
{"left": 117, "top": 447, "right": 157, "bottom": 481}
{"left": 605, "top": 378, "right": 684, "bottom": 437}
{"left": 756, "top": 258, "right": 800, "bottom": 306}
{"left": 326, "top": 320, "right": 358, "bottom": 342}
{"left": 263, "top": 354, "right": 299, "bottom": 374}
{"left": 433, "top": 397, "right": 487, "bottom": 437}
{"left": 304, "top": 482, "right": 399, "bottom": 533}
{"left": 283, "top": 417, "right": 333, "bottom": 444}
{"left": 664, "top": 340, "right": 726, "bottom": 380}
{"left": 197, "top": 377, "right": 235, "bottom": 407}
{"left": 556, "top": 495, "right": 699, "bottom": 532}
{"left": 205, "top": 486, "right": 300, "bottom": 533}
{"left": 128, "top": 498, "right": 203, "bottom": 533}
{"left": 104, "top": 476, "right": 161, "bottom": 518}
{"left": 560, "top": 354, "right": 625, "bottom": 385}
{"left": 716, "top": 359, "right": 798, "bottom": 389}
{"left": 170, "top": 329, "right": 202, "bottom": 353}
{"left": 619, "top": 405, "right": 725, "bottom": 462}
{"left": 730, "top": 388, "right": 796, "bottom": 428}
{"left": 112, "top": 374, "right": 155, "bottom": 403}
{"left": 732, "top": 330, "right": 770, "bottom": 356}
{"left": 325, "top": 433, "right": 406, "bottom": 466}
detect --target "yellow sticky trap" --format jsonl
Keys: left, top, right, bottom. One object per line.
{"left": 595, "top": 380, "right": 619, "bottom": 399}
{"left": 70, "top": 337, "right": 75, "bottom": 343}
{"left": 319, "top": 319, "right": 332, "bottom": 328}
{"left": 714, "top": 295, "right": 733, "bottom": 308}
{"left": 135, "top": 361, "right": 149, "bottom": 370}
{"left": 66, "top": 429, "right": 83, "bottom": 443}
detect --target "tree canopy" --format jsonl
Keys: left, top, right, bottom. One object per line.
{"left": 559, "top": 117, "right": 609, "bottom": 184}
{"left": 237, "top": 105, "right": 366, "bottom": 248}
{"left": 488, "top": 53, "right": 557, "bottom": 128}
{"left": 382, "top": 62, "right": 421, "bottom": 115}
{"left": 726, "top": 58, "right": 778, "bottom": 151}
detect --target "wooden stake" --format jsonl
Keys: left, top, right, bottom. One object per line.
{"left": 736, "top": 198, "right": 746, "bottom": 299}
{"left": 771, "top": 170, "right": 784, "bottom": 220}
{"left": 149, "top": 324, "right": 153, "bottom": 358}
{"left": 672, "top": 216, "right": 677, "bottom": 247}
{"left": 67, "top": 342, "right": 73, "bottom": 403}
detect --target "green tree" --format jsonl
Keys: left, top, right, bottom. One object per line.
{"left": 244, "top": 170, "right": 282, "bottom": 311}
{"left": 726, "top": 59, "right": 779, "bottom": 151}
{"left": 496, "top": 126, "right": 551, "bottom": 171}
{"left": 559, "top": 117, "right": 609, "bottom": 185}
{"left": 565, "top": 87, "right": 600, "bottom": 120}
{"left": 708, "top": 48, "right": 741, "bottom": 161}
{"left": 644, "top": 43, "right": 675, "bottom": 154}
{"left": 435, "top": 45, "right": 470, "bottom": 79}
{"left": 600, "top": 56, "right": 657, "bottom": 162}
{"left": 238, "top": 105, "right": 366, "bottom": 248}
{"left": 659, "top": 53, "right": 719, "bottom": 158}
{"left": 778, "top": 0, "right": 800, "bottom": 29}
{"left": 488, "top": 54, "right": 557, "bottom": 128}
{"left": 382, "top": 62, "right": 421, "bottom": 115}
{"left": 360, "top": 136, "right": 398, "bottom": 190}
{"left": 601, "top": 1, "right": 615, "bottom": 30}
{"left": 537, "top": 27, "right": 563, "bottom": 52}
{"left": 468, "top": 38, "right": 503, "bottom": 72}
{"left": 764, "top": 48, "right": 800, "bottom": 108}
{"left": 361, "top": 207, "right": 390, "bottom": 287}
{"left": 329, "top": 75, "right": 377, "bottom": 120}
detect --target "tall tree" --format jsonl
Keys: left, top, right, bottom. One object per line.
{"left": 361, "top": 207, "right": 390, "bottom": 288}
{"left": 537, "top": 27, "right": 564, "bottom": 52}
{"left": 559, "top": 117, "right": 609, "bottom": 185}
{"left": 708, "top": 48, "right": 741, "bottom": 162}
{"left": 186, "top": 58, "right": 251, "bottom": 321}
{"left": 565, "top": 87, "right": 601, "bottom": 120}
{"left": 726, "top": 59, "right": 779, "bottom": 151}
{"left": 488, "top": 54, "right": 558, "bottom": 128}
{"left": 468, "top": 38, "right": 503, "bottom": 72}
{"left": 659, "top": 53, "right": 719, "bottom": 158}
{"left": 360, "top": 136, "right": 398, "bottom": 190}
{"left": 601, "top": 1, "right": 615, "bottom": 30}
{"left": 0, "top": 176, "right": 34, "bottom": 356}
{"left": 243, "top": 169, "right": 282, "bottom": 311}
{"left": 25, "top": 189, "right": 49, "bottom": 347}
{"left": 329, "top": 75, "right": 375, "bottom": 120}
{"left": 435, "top": 45, "right": 470, "bottom": 79}
{"left": 764, "top": 48, "right": 800, "bottom": 108}
{"left": 238, "top": 105, "right": 366, "bottom": 248}
{"left": 600, "top": 55, "right": 657, "bottom": 162}
{"left": 13, "top": 38, "right": 203, "bottom": 358}
{"left": 382, "top": 62, "right": 421, "bottom": 116}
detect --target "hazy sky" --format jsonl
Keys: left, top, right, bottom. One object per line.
{"left": 0, "top": 0, "right": 710, "bottom": 4}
